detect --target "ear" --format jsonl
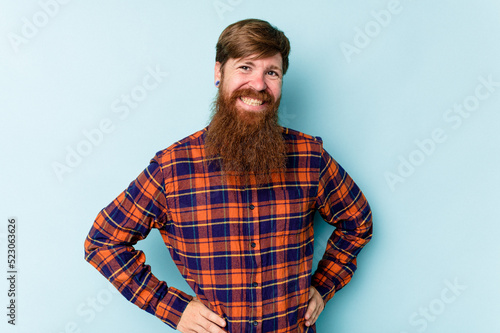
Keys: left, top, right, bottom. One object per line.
{"left": 214, "top": 62, "right": 222, "bottom": 84}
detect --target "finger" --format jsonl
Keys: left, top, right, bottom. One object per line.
{"left": 304, "top": 298, "right": 315, "bottom": 320}
{"left": 198, "top": 320, "right": 226, "bottom": 333}
{"left": 310, "top": 304, "right": 320, "bottom": 325}
{"left": 306, "top": 308, "right": 318, "bottom": 327}
{"left": 310, "top": 300, "right": 324, "bottom": 326}
{"left": 200, "top": 308, "right": 226, "bottom": 329}
{"left": 305, "top": 295, "right": 317, "bottom": 323}
{"left": 305, "top": 291, "right": 324, "bottom": 326}
{"left": 178, "top": 298, "right": 226, "bottom": 333}
{"left": 189, "top": 314, "right": 225, "bottom": 333}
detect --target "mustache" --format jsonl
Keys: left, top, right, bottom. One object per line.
{"left": 230, "top": 88, "right": 274, "bottom": 104}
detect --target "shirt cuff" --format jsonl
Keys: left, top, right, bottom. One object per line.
{"left": 311, "top": 274, "right": 336, "bottom": 303}
{"left": 154, "top": 287, "right": 193, "bottom": 329}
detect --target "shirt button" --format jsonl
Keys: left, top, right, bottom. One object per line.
{"left": 250, "top": 242, "right": 256, "bottom": 248}
{"left": 249, "top": 204, "right": 255, "bottom": 210}
{"left": 253, "top": 321, "right": 258, "bottom": 326}
{"left": 252, "top": 282, "right": 258, "bottom": 288}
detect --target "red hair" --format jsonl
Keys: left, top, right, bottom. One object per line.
{"left": 216, "top": 19, "right": 291, "bottom": 74}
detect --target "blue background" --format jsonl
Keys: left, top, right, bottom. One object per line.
{"left": 2, "top": 0, "right": 499, "bottom": 332}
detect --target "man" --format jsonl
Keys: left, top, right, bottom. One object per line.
{"left": 84, "top": 19, "right": 372, "bottom": 332}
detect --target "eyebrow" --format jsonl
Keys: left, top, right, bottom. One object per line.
{"left": 267, "top": 65, "right": 282, "bottom": 72}
{"left": 238, "top": 60, "right": 283, "bottom": 73}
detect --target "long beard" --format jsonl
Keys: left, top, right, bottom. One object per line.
{"left": 205, "top": 85, "right": 287, "bottom": 185}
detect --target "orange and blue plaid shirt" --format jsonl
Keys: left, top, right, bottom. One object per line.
{"left": 84, "top": 127, "right": 372, "bottom": 332}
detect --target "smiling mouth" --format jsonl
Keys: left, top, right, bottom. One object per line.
{"left": 240, "top": 97, "right": 264, "bottom": 106}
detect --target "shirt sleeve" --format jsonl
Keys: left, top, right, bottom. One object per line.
{"left": 83, "top": 157, "right": 193, "bottom": 329}
{"left": 311, "top": 148, "right": 373, "bottom": 303}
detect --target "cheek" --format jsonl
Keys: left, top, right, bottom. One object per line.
{"left": 223, "top": 80, "right": 244, "bottom": 96}
{"left": 271, "top": 85, "right": 282, "bottom": 100}
{"left": 220, "top": 82, "right": 236, "bottom": 98}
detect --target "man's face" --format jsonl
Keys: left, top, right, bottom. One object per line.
{"left": 214, "top": 53, "right": 283, "bottom": 119}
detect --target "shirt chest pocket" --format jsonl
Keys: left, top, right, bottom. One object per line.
{"left": 261, "top": 186, "right": 316, "bottom": 267}
{"left": 259, "top": 186, "right": 314, "bottom": 236}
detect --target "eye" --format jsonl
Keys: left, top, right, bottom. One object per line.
{"left": 239, "top": 66, "right": 250, "bottom": 71}
{"left": 267, "top": 71, "right": 280, "bottom": 78}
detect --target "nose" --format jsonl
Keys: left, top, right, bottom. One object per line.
{"left": 248, "top": 72, "right": 267, "bottom": 91}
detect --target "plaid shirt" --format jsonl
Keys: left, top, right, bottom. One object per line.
{"left": 84, "top": 127, "right": 372, "bottom": 332}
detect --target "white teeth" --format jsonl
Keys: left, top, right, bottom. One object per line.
{"left": 241, "top": 97, "right": 263, "bottom": 106}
